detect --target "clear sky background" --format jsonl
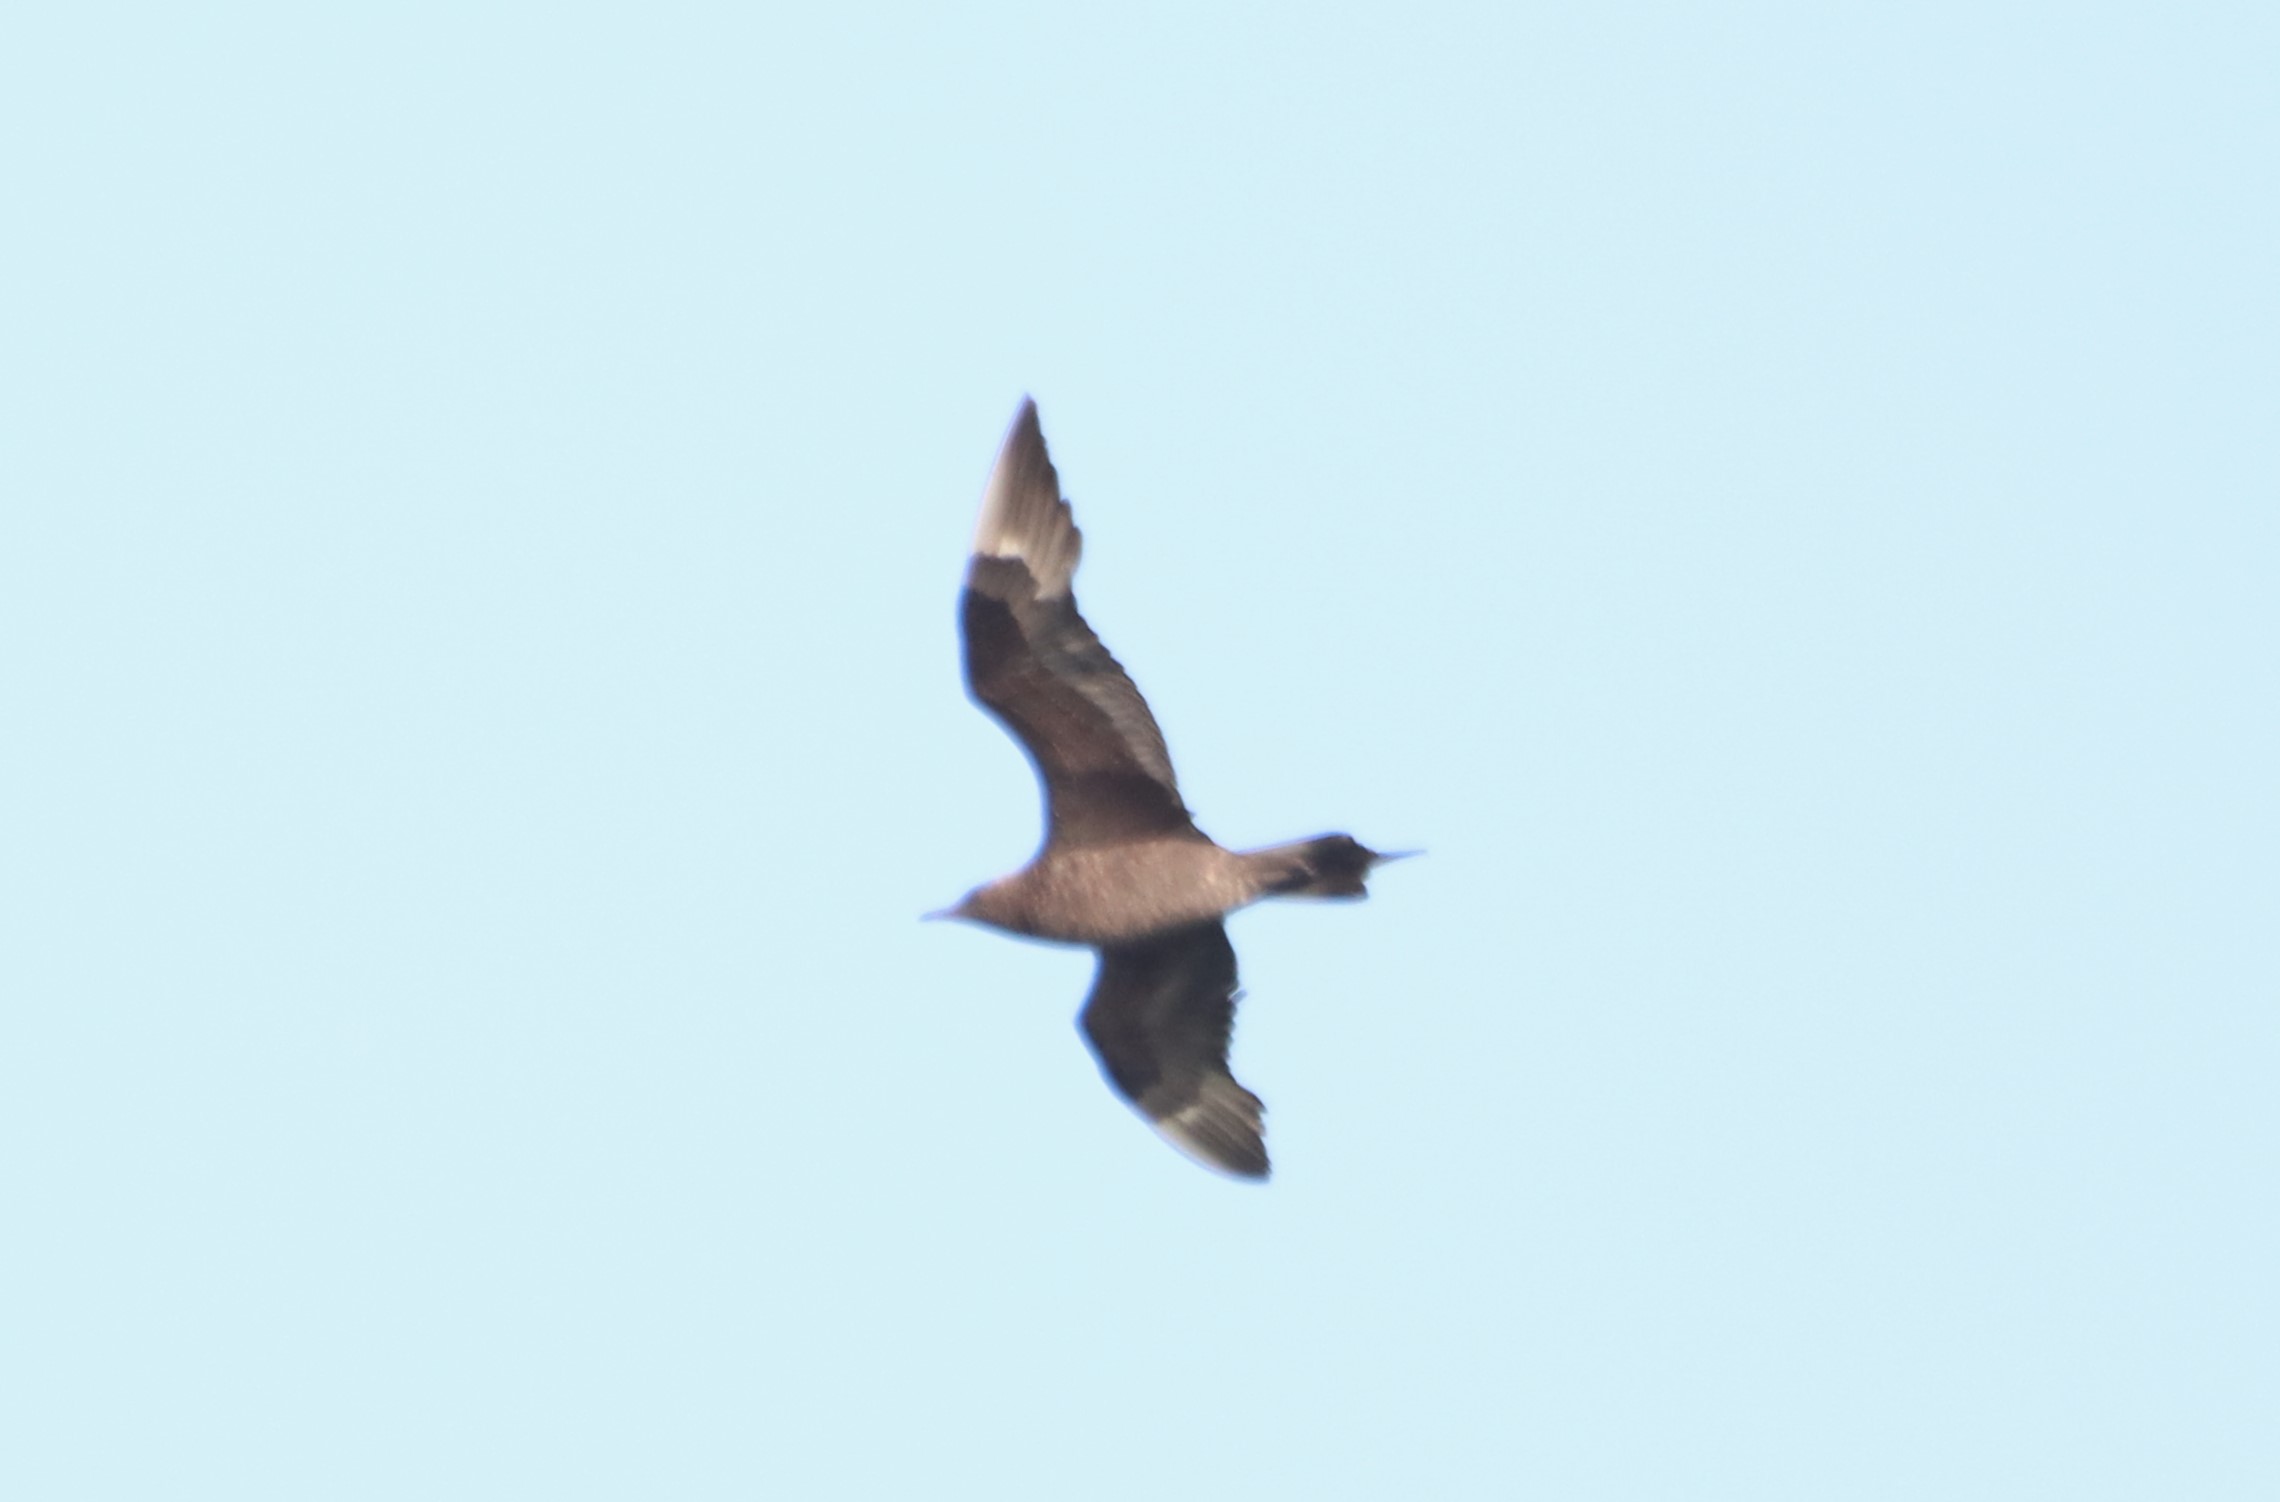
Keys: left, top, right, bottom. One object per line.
{"left": 5, "top": 4, "right": 2275, "bottom": 1498}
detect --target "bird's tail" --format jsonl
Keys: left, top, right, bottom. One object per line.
{"left": 1242, "top": 835, "right": 1413, "bottom": 900}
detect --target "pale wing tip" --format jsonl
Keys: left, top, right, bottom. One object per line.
{"left": 974, "top": 397, "right": 1048, "bottom": 541}
{"left": 970, "top": 396, "right": 1080, "bottom": 593}
{"left": 997, "top": 395, "right": 1041, "bottom": 464}
{"left": 1151, "top": 1086, "right": 1271, "bottom": 1181}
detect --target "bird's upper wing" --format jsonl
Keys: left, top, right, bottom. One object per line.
{"left": 961, "top": 399, "right": 1201, "bottom": 850}
{"left": 1079, "top": 922, "right": 1268, "bottom": 1180}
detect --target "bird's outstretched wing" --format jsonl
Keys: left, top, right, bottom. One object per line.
{"left": 961, "top": 399, "right": 1201, "bottom": 850}
{"left": 1080, "top": 922, "right": 1268, "bottom": 1180}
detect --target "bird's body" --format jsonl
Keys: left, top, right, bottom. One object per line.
{"left": 937, "top": 399, "right": 1404, "bottom": 1180}
{"left": 953, "top": 838, "right": 1251, "bottom": 948}
{"left": 956, "top": 833, "right": 1395, "bottom": 949}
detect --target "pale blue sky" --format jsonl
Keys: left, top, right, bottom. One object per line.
{"left": 5, "top": 4, "right": 2275, "bottom": 1498}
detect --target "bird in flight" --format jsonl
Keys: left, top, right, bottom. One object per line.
{"left": 932, "top": 399, "right": 1406, "bottom": 1180}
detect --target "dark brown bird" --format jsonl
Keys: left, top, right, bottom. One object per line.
{"left": 933, "top": 398, "right": 1405, "bottom": 1180}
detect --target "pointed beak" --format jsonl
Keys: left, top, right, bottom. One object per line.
{"left": 1371, "top": 848, "right": 1424, "bottom": 866}
{"left": 921, "top": 906, "right": 958, "bottom": 922}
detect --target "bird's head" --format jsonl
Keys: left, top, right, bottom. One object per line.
{"left": 922, "top": 878, "right": 1019, "bottom": 931}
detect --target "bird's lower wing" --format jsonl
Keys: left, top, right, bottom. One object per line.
{"left": 1078, "top": 923, "right": 1268, "bottom": 1180}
